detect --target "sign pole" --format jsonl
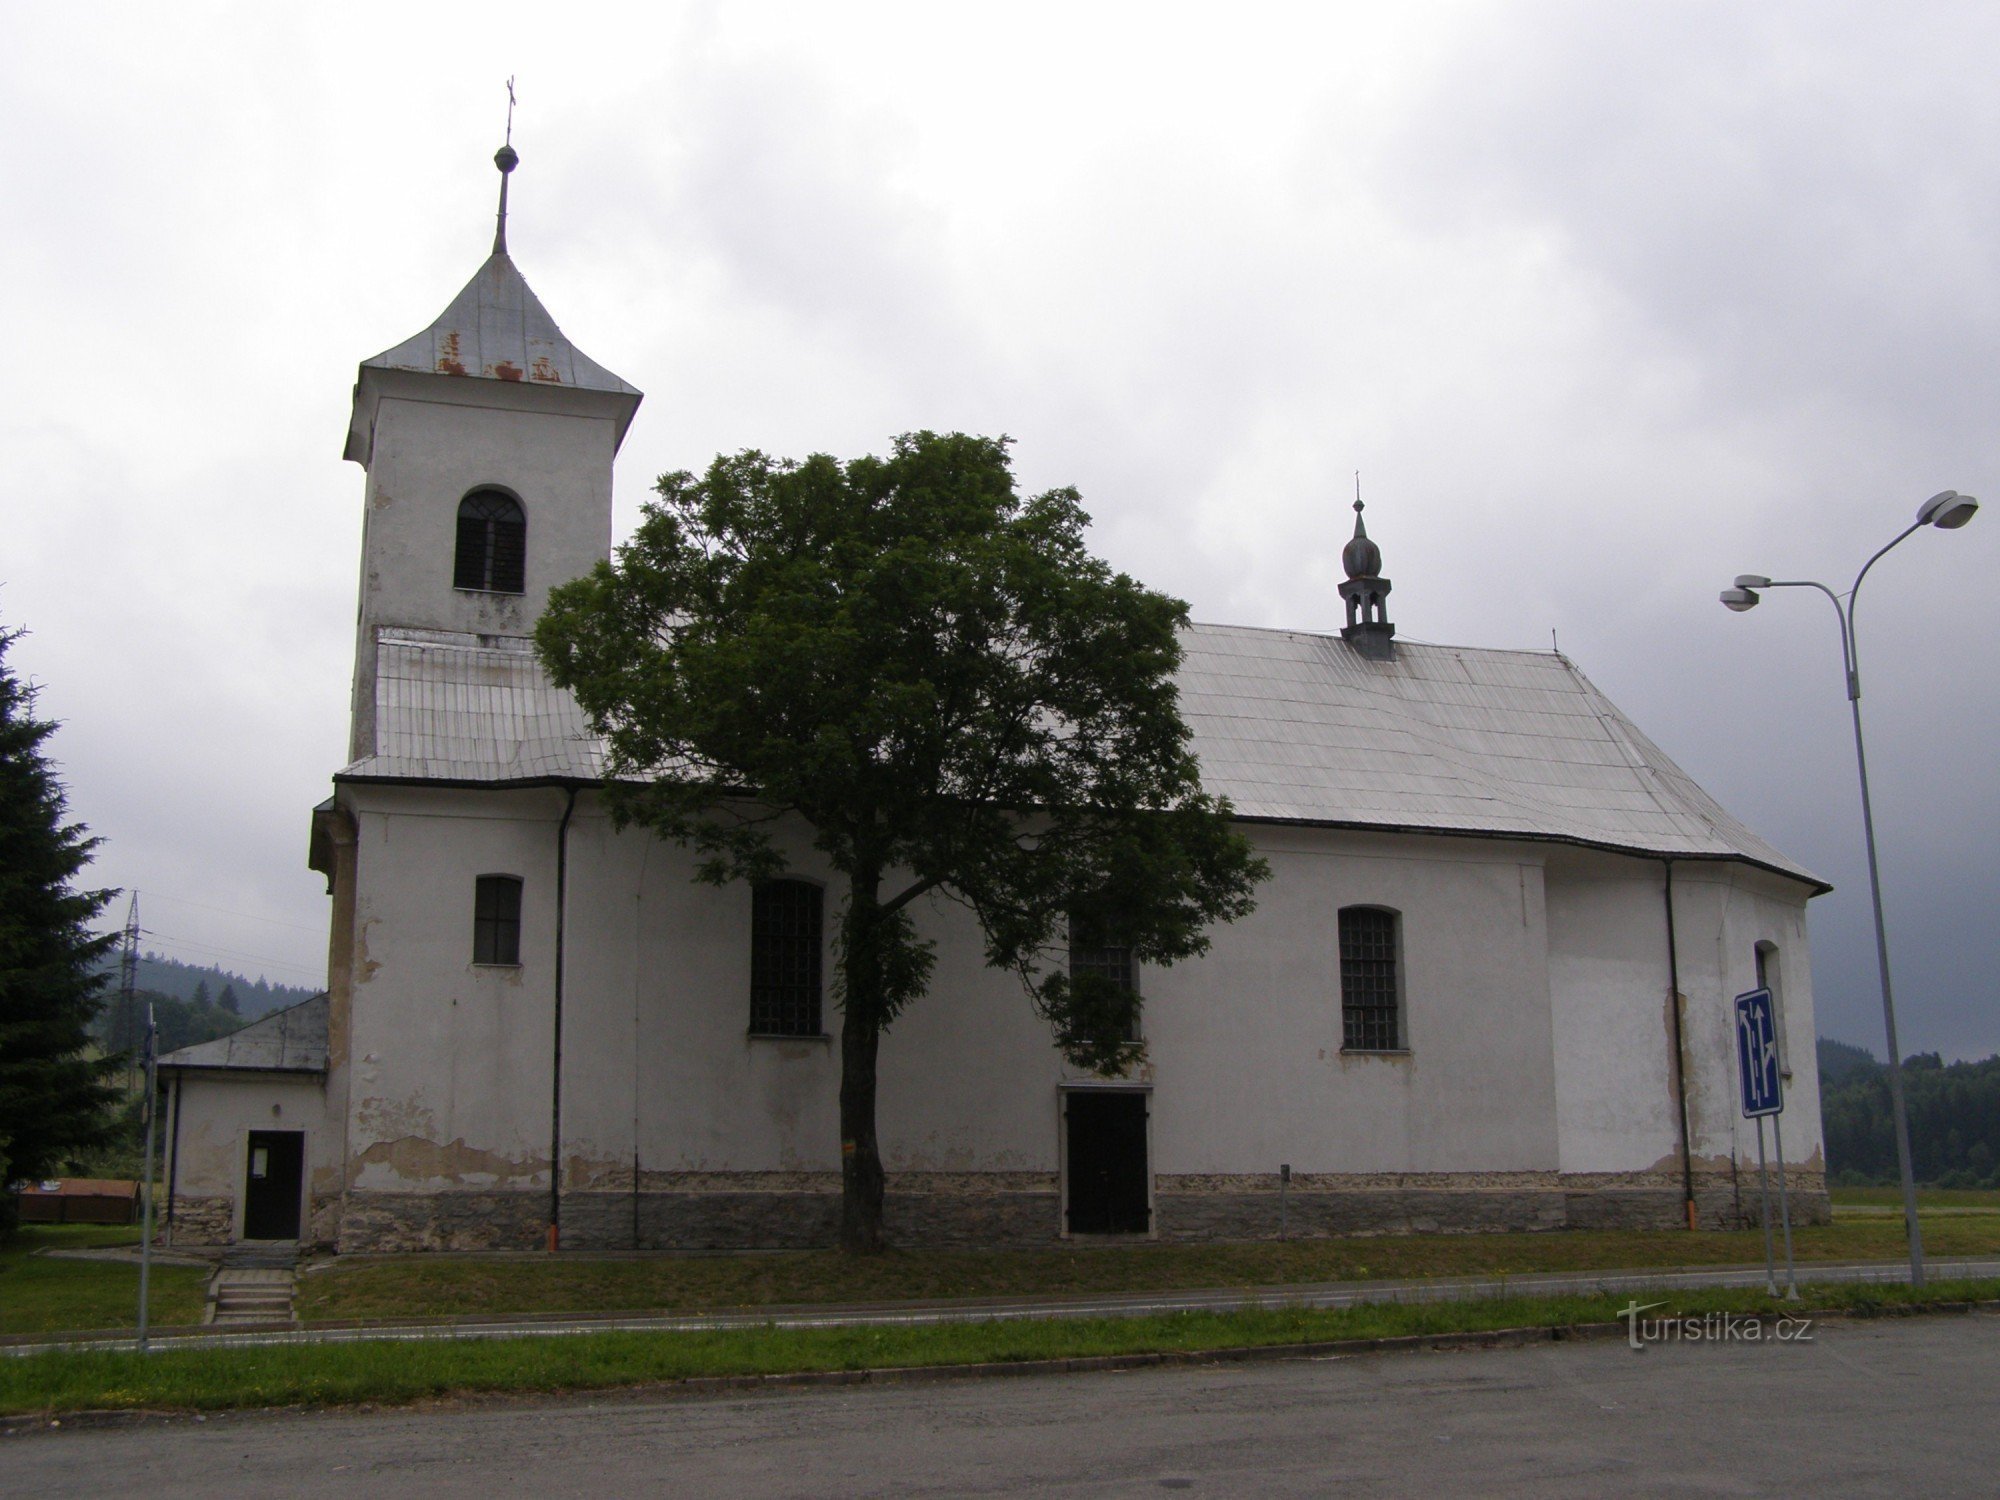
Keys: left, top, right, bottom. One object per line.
{"left": 137, "top": 1001, "right": 158, "bottom": 1353}
{"left": 1772, "top": 1108, "right": 1799, "bottom": 1299}
{"left": 1754, "top": 1114, "right": 1777, "bottom": 1296}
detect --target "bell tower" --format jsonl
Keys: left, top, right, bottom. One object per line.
{"left": 341, "top": 143, "right": 642, "bottom": 762}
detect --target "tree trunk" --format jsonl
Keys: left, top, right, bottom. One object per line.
{"left": 838, "top": 868, "right": 888, "bottom": 1253}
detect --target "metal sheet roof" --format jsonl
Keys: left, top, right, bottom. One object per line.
{"left": 339, "top": 622, "right": 1818, "bottom": 886}
{"left": 347, "top": 628, "right": 603, "bottom": 783}
{"left": 361, "top": 252, "right": 639, "bottom": 395}
{"left": 157, "top": 993, "right": 329, "bottom": 1075}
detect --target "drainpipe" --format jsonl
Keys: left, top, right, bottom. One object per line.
{"left": 548, "top": 786, "right": 579, "bottom": 1252}
{"left": 165, "top": 1072, "right": 182, "bottom": 1242}
{"left": 1663, "top": 859, "right": 1696, "bottom": 1229}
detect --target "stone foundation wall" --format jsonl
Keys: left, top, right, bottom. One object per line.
{"left": 1560, "top": 1169, "right": 1832, "bottom": 1232}
{"left": 326, "top": 1168, "right": 1832, "bottom": 1252}
{"left": 164, "top": 1194, "right": 234, "bottom": 1246}
{"left": 337, "top": 1190, "right": 550, "bottom": 1253}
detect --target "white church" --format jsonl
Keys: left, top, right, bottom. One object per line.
{"left": 159, "top": 148, "right": 1831, "bottom": 1253}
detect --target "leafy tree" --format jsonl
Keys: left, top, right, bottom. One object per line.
{"left": 539, "top": 433, "right": 1267, "bottom": 1251}
{"left": 0, "top": 624, "right": 118, "bottom": 1221}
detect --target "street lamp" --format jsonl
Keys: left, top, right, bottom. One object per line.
{"left": 1719, "top": 489, "right": 1978, "bottom": 1289}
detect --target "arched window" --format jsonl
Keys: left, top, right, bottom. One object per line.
{"left": 454, "top": 489, "right": 526, "bottom": 594}
{"left": 750, "top": 880, "right": 824, "bottom": 1036}
{"left": 1338, "top": 906, "right": 1402, "bottom": 1051}
{"left": 1755, "top": 940, "right": 1790, "bottom": 1078}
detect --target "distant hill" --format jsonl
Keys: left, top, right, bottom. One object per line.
{"left": 1817, "top": 1035, "right": 2000, "bottom": 1188}
{"left": 1816, "top": 1035, "right": 1880, "bottom": 1088}
{"left": 93, "top": 952, "right": 318, "bottom": 1021}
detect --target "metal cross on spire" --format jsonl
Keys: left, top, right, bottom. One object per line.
{"left": 493, "top": 77, "right": 520, "bottom": 255}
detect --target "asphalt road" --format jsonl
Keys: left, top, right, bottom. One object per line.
{"left": 6, "top": 1313, "right": 1997, "bottom": 1497}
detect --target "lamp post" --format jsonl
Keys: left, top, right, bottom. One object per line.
{"left": 1719, "top": 489, "right": 1978, "bottom": 1289}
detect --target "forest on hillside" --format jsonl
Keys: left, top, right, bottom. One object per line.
{"left": 1817, "top": 1038, "right": 2000, "bottom": 1188}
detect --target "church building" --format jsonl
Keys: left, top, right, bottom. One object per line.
{"left": 159, "top": 147, "right": 1831, "bottom": 1253}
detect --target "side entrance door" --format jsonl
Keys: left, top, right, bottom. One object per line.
{"left": 243, "top": 1130, "right": 304, "bottom": 1240}
{"left": 1063, "top": 1090, "right": 1151, "bottom": 1234}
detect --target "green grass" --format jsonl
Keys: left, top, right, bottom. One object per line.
{"left": 5, "top": 1278, "right": 1994, "bottom": 1418}
{"left": 299, "top": 1216, "right": 2000, "bottom": 1324}
{"left": 0, "top": 1227, "right": 208, "bottom": 1337}
{"left": 1831, "top": 1185, "right": 2000, "bottom": 1210}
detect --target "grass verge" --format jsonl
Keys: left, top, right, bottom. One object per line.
{"left": 299, "top": 1216, "right": 2000, "bottom": 1324}
{"left": 0, "top": 1228, "right": 208, "bottom": 1337}
{"left": 6, "top": 1278, "right": 1995, "bottom": 1419}
{"left": 1831, "top": 1186, "right": 2000, "bottom": 1210}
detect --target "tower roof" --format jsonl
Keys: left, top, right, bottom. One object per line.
{"left": 357, "top": 250, "right": 640, "bottom": 398}
{"left": 344, "top": 142, "right": 642, "bottom": 464}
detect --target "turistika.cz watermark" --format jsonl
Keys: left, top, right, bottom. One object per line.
{"left": 1617, "top": 1300, "right": 1814, "bottom": 1351}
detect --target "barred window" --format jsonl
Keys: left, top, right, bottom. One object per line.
{"left": 454, "top": 489, "right": 527, "bottom": 593}
{"left": 1069, "top": 914, "right": 1139, "bottom": 1041}
{"left": 751, "top": 880, "right": 823, "bottom": 1036}
{"left": 1339, "top": 906, "right": 1401, "bottom": 1051}
{"left": 473, "top": 875, "right": 523, "bottom": 966}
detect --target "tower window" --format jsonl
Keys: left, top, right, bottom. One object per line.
{"left": 474, "top": 875, "right": 523, "bottom": 966}
{"left": 1339, "top": 906, "right": 1402, "bottom": 1051}
{"left": 750, "top": 880, "right": 823, "bottom": 1036}
{"left": 454, "top": 489, "right": 527, "bottom": 594}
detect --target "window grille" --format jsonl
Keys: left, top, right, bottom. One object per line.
{"left": 454, "top": 489, "right": 527, "bottom": 593}
{"left": 1069, "top": 914, "right": 1138, "bottom": 1040}
{"left": 751, "top": 880, "right": 823, "bottom": 1036}
{"left": 1339, "top": 906, "right": 1400, "bottom": 1050}
{"left": 474, "top": 875, "right": 523, "bottom": 966}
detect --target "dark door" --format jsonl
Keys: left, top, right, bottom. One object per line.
{"left": 1064, "top": 1091, "right": 1150, "bottom": 1234}
{"left": 243, "top": 1131, "right": 304, "bottom": 1240}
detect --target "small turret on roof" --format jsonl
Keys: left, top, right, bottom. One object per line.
{"left": 343, "top": 142, "right": 641, "bottom": 463}
{"left": 1338, "top": 487, "right": 1395, "bottom": 658}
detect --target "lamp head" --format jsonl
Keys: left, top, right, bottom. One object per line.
{"left": 1734, "top": 574, "right": 1772, "bottom": 589}
{"left": 1917, "top": 490, "right": 1978, "bottom": 529}
{"left": 1719, "top": 586, "right": 1760, "bottom": 613}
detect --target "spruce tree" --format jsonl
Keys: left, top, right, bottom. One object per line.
{"left": 0, "top": 624, "right": 118, "bottom": 1211}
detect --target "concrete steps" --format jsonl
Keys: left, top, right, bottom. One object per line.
{"left": 206, "top": 1264, "right": 298, "bottom": 1328}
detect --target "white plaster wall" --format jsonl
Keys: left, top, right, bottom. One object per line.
{"left": 1545, "top": 850, "right": 1682, "bottom": 1176}
{"left": 163, "top": 1071, "right": 331, "bottom": 1228}
{"left": 1670, "top": 865, "right": 1824, "bottom": 1173}
{"left": 341, "top": 783, "right": 567, "bottom": 1194}
{"left": 1546, "top": 847, "right": 1821, "bottom": 1179}
{"left": 348, "top": 791, "right": 1585, "bottom": 1187}
{"left": 1140, "top": 828, "right": 1558, "bottom": 1175}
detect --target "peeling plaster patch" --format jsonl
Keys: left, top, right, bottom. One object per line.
{"left": 351, "top": 1134, "right": 548, "bottom": 1187}
{"left": 355, "top": 918, "right": 383, "bottom": 983}
{"left": 353, "top": 1096, "right": 438, "bottom": 1142}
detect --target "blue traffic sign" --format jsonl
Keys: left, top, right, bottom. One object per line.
{"left": 1734, "top": 987, "right": 1784, "bottom": 1118}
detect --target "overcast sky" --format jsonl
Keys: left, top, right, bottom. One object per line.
{"left": 3, "top": 2, "right": 1994, "bottom": 1059}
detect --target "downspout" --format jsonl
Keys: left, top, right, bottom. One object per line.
{"left": 548, "top": 786, "right": 579, "bottom": 1252}
{"left": 1663, "top": 859, "right": 1696, "bottom": 1229}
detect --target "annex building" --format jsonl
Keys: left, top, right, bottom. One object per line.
{"left": 159, "top": 150, "right": 1831, "bottom": 1253}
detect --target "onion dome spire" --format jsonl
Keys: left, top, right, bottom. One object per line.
{"left": 1337, "top": 478, "right": 1395, "bottom": 658}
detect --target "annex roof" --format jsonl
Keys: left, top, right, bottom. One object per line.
{"left": 338, "top": 623, "right": 1820, "bottom": 888}
{"left": 157, "top": 993, "right": 329, "bottom": 1076}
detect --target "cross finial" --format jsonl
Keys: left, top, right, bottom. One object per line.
{"left": 493, "top": 78, "right": 520, "bottom": 256}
